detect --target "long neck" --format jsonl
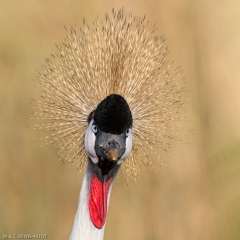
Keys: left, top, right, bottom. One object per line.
{"left": 69, "top": 167, "right": 113, "bottom": 240}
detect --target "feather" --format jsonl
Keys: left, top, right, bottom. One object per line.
{"left": 30, "top": 8, "right": 187, "bottom": 180}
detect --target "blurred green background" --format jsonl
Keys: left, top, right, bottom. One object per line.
{"left": 1, "top": 0, "right": 240, "bottom": 239}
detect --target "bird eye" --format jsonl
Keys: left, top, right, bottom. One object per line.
{"left": 91, "top": 123, "right": 98, "bottom": 134}
{"left": 126, "top": 128, "right": 130, "bottom": 137}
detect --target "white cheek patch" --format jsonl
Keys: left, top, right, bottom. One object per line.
{"left": 117, "top": 129, "right": 132, "bottom": 165}
{"left": 84, "top": 119, "right": 98, "bottom": 164}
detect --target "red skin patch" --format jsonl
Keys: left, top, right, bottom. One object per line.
{"left": 89, "top": 175, "right": 112, "bottom": 229}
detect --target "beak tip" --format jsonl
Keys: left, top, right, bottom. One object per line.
{"left": 107, "top": 149, "right": 119, "bottom": 161}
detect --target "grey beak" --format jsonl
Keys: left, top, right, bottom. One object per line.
{"left": 95, "top": 132, "right": 126, "bottom": 161}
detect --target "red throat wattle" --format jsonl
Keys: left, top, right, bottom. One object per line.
{"left": 89, "top": 175, "right": 112, "bottom": 229}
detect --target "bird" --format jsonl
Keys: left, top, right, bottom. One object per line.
{"left": 30, "top": 8, "right": 187, "bottom": 240}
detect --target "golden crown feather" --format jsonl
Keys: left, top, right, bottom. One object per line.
{"left": 30, "top": 8, "right": 187, "bottom": 180}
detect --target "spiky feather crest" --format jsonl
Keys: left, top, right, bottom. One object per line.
{"left": 31, "top": 8, "right": 187, "bottom": 180}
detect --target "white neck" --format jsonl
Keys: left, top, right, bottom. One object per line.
{"left": 69, "top": 170, "right": 113, "bottom": 240}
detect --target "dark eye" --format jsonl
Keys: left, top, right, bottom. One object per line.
{"left": 91, "top": 123, "right": 98, "bottom": 134}
{"left": 126, "top": 128, "right": 130, "bottom": 137}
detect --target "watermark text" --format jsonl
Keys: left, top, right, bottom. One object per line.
{"left": 2, "top": 234, "right": 48, "bottom": 239}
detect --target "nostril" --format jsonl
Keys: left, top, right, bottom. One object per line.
{"left": 102, "top": 140, "right": 121, "bottom": 150}
{"left": 107, "top": 140, "right": 120, "bottom": 148}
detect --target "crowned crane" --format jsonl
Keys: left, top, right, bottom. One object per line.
{"left": 31, "top": 8, "right": 187, "bottom": 240}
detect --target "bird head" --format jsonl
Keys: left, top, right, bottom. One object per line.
{"left": 32, "top": 8, "right": 187, "bottom": 181}
{"left": 85, "top": 94, "right": 132, "bottom": 180}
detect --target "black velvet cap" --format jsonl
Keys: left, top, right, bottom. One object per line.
{"left": 94, "top": 94, "right": 132, "bottom": 134}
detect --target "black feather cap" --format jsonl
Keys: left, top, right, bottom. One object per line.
{"left": 93, "top": 94, "right": 132, "bottom": 134}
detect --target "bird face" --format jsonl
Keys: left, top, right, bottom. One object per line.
{"left": 85, "top": 119, "right": 132, "bottom": 177}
